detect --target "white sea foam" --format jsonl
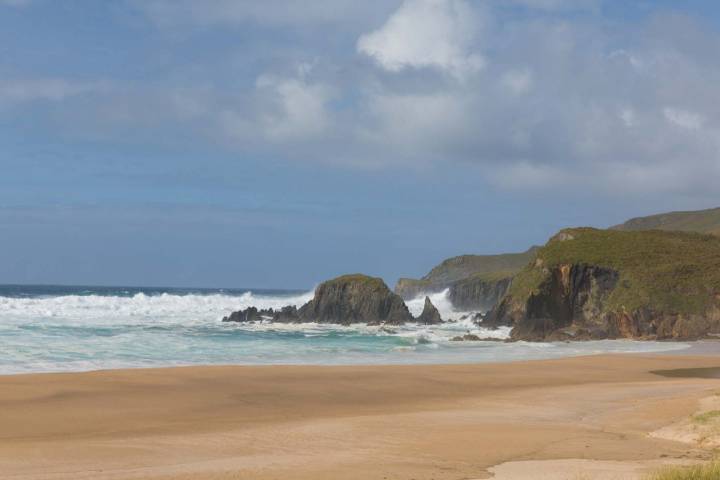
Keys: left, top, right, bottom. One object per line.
{"left": 0, "top": 288, "right": 692, "bottom": 374}
{"left": 0, "top": 290, "right": 314, "bottom": 325}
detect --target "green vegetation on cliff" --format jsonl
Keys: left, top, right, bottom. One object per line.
{"left": 418, "top": 248, "right": 538, "bottom": 285}
{"left": 509, "top": 228, "right": 720, "bottom": 315}
{"left": 612, "top": 207, "right": 720, "bottom": 235}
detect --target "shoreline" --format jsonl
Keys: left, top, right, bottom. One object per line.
{"left": 2, "top": 353, "right": 720, "bottom": 479}
{"left": 0, "top": 337, "right": 706, "bottom": 377}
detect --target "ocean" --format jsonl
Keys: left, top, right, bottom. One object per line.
{"left": 0, "top": 284, "right": 689, "bottom": 374}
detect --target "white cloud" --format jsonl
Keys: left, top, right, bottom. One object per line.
{"left": 0, "top": 79, "right": 107, "bottom": 105}
{"left": 357, "top": 0, "right": 484, "bottom": 80}
{"left": 255, "top": 75, "right": 333, "bottom": 142}
{"left": 362, "top": 92, "right": 466, "bottom": 154}
{"left": 663, "top": 107, "right": 704, "bottom": 130}
{"left": 619, "top": 107, "right": 636, "bottom": 127}
{"left": 501, "top": 69, "right": 533, "bottom": 95}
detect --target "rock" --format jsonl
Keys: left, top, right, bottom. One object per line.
{"left": 448, "top": 275, "right": 513, "bottom": 311}
{"left": 223, "top": 306, "right": 273, "bottom": 322}
{"left": 298, "top": 274, "right": 413, "bottom": 325}
{"left": 274, "top": 305, "right": 300, "bottom": 323}
{"left": 451, "top": 334, "right": 482, "bottom": 341}
{"left": 416, "top": 296, "right": 443, "bottom": 324}
{"left": 450, "top": 333, "right": 504, "bottom": 342}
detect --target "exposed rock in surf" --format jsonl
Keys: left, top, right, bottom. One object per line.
{"left": 298, "top": 274, "right": 413, "bottom": 325}
{"left": 224, "top": 274, "right": 413, "bottom": 326}
{"left": 450, "top": 334, "right": 504, "bottom": 342}
{"left": 416, "top": 296, "right": 442, "bottom": 325}
{"left": 222, "top": 305, "right": 302, "bottom": 323}
{"left": 222, "top": 306, "right": 274, "bottom": 323}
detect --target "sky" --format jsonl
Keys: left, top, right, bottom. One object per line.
{"left": 1, "top": 0, "right": 720, "bottom": 289}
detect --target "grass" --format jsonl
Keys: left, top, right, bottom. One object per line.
{"left": 692, "top": 410, "right": 720, "bottom": 425}
{"left": 420, "top": 247, "right": 538, "bottom": 284}
{"left": 326, "top": 274, "right": 388, "bottom": 291}
{"left": 508, "top": 227, "right": 720, "bottom": 315}
{"left": 613, "top": 207, "right": 720, "bottom": 236}
{"left": 645, "top": 461, "right": 720, "bottom": 480}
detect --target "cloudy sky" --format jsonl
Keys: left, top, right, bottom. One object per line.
{"left": 2, "top": 0, "right": 720, "bottom": 288}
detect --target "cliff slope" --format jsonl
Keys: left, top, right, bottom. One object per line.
{"left": 612, "top": 207, "right": 720, "bottom": 235}
{"left": 486, "top": 228, "right": 720, "bottom": 340}
{"left": 395, "top": 248, "right": 537, "bottom": 310}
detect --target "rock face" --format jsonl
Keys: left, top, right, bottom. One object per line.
{"left": 416, "top": 296, "right": 442, "bottom": 325}
{"left": 224, "top": 274, "right": 413, "bottom": 326}
{"left": 298, "top": 274, "right": 413, "bottom": 325}
{"left": 485, "top": 228, "right": 720, "bottom": 341}
{"left": 448, "top": 275, "right": 513, "bottom": 311}
{"left": 394, "top": 248, "right": 536, "bottom": 311}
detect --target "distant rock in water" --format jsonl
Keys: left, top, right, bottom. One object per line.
{"left": 222, "top": 306, "right": 272, "bottom": 323}
{"left": 298, "top": 274, "right": 412, "bottom": 325}
{"left": 416, "top": 296, "right": 442, "bottom": 325}
{"left": 223, "top": 305, "right": 300, "bottom": 323}
{"left": 223, "top": 274, "right": 413, "bottom": 326}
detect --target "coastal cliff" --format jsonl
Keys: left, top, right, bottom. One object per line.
{"left": 395, "top": 248, "right": 536, "bottom": 310}
{"left": 485, "top": 228, "right": 720, "bottom": 340}
{"left": 447, "top": 274, "right": 513, "bottom": 311}
{"left": 224, "top": 274, "right": 413, "bottom": 325}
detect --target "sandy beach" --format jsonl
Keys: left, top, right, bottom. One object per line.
{"left": 1, "top": 353, "right": 719, "bottom": 480}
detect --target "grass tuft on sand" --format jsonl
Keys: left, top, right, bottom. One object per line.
{"left": 646, "top": 462, "right": 720, "bottom": 480}
{"left": 692, "top": 410, "right": 720, "bottom": 425}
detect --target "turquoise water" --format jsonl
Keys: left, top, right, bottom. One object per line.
{"left": 0, "top": 285, "right": 689, "bottom": 374}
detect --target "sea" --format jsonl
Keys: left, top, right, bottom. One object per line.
{"left": 0, "top": 284, "right": 690, "bottom": 374}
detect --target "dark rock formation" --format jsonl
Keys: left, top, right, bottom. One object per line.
{"left": 223, "top": 274, "right": 413, "bottom": 326}
{"left": 451, "top": 333, "right": 481, "bottom": 341}
{"left": 222, "top": 305, "right": 301, "bottom": 323}
{"left": 222, "top": 306, "right": 273, "bottom": 323}
{"left": 416, "top": 296, "right": 442, "bottom": 324}
{"left": 298, "top": 274, "right": 412, "bottom": 325}
{"left": 486, "top": 264, "right": 622, "bottom": 340}
{"left": 450, "top": 334, "right": 504, "bottom": 342}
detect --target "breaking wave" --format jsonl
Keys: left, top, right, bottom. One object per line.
{"left": 0, "top": 285, "right": 689, "bottom": 374}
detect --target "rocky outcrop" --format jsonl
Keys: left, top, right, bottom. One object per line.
{"left": 416, "top": 296, "right": 442, "bottom": 324}
{"left": 486, "top": 264, "right": 622, "bottom": 340}
{"left": 298, "top": 274, "right": 412, "bottom": 325}
{"left": 485, "top": 228, "right": 720, "bottom": 341}
{"left": 224, "top": 274, "right": 413, "bottom": 326}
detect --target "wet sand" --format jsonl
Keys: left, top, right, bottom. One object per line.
{"left": 1, "top": 353, "right": 720, "bottom": 479}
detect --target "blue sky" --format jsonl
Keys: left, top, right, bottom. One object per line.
{"left": 2, "top": 0, "right": 720, "bottom": 289}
